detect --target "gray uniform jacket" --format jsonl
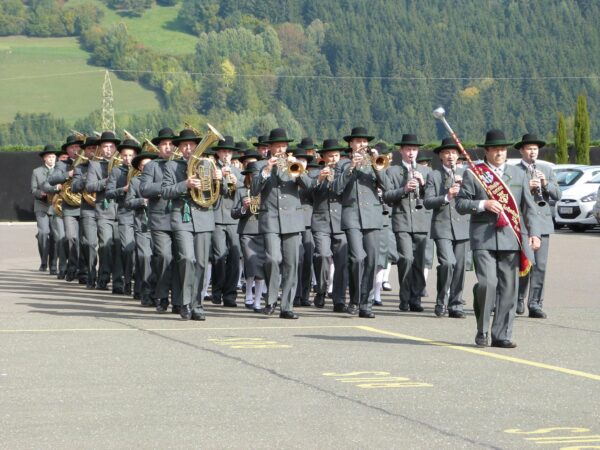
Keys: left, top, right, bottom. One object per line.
{"left": 331, "top": 160, "right": 385, "bottom": 231}
{"left": 515, "top": 161, "right": 561, "bottom": 236}
{"left": 125, "top": 177, "right": 149, "bottom": 232}
{"left": 31, "top": 165, "right": 54, "bottom": 214}
{"left": 86, "top": 160, "right": 117, "bottom": 220}
{"left": 383, "top": 163, "right": 432, "bottom": 233}
{"left": 139, "top": 159, "right": 172, "bottom": 232}
{"left": 161, "top": 159, "right": 215, "bottom": 233}
{"left": 106, "top": 166, "right": 134, "bottom": 225}
{"left": 251, "top": 161, "right": 313, "bottom": 234}
{"left": 71, "top": 164, "right": 96, "bottom": 218}
{"left": 455, "top": 163, "right": 541, "bottom": 253}
{"left": 47, "top": 159, "right": 80, "bottom": 217}
{"left": 213, "top": 162, "right": 243, "bottom": 225}
{"left": 424, "top": 167, "right": 470, "bottom": 241}
{"left": 311, "top": 168, "right": 344, "bottom": 234}
{"left": 231, "top": 186, "right": 260, "bottom": 235}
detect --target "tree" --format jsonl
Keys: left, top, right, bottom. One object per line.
{"left": 574, "top": 94, "right": 590, "bottom": 165}
{"left": 556, "top": 112, "right": 568, "bottom": 164}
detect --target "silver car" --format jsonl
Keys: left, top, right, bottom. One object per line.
{"left": 555, "top": 169, "right": 600, "bottom": 232}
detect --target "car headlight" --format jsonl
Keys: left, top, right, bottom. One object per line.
{"left": 581, "top": 193, "right": 597, "bottom": 202}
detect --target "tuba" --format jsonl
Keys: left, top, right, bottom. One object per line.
{"left": 187, "top": 123, "right": 224, "bottom": 207}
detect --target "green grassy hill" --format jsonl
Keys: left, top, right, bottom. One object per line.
{"left": 69, "top": 0, "right": 198, "bottom": 55}
{"left": 0, "top": 36, "right": 161, "bottom": 123}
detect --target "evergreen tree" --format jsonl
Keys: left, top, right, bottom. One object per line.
{"left": 574, "top": 94, "right": 591, "bottom": 165}
{"left": 556, "top": 112, "right": 569, "bottom": 164}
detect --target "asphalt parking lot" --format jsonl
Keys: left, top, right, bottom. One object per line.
{"left": 1, "top": 223, "right": 598, "bottom": 449}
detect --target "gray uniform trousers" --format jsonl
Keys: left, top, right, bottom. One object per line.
{"left": 34, "top": 211, "right": 51, "bottom": 268}
{"left": 72, "top": 165, "right": 97, "bottom": 286}
{"left": 346, "top": 228, "right": 380, "bottom": 310}
{"left": 97, "top": 217, "right": 123, "bottom": 288}
{"left": 32, "top": 165, "right": 55, "bottom": 269}
{"left": 434, "top": 238, "right": 468, "bottom": 311}
{"left": 518, "top": 234, "right": 549, "bottom": 309}
{"left": 296, "top": 229, "right": 314, "bottom": 303}
{"left": 173, "top": 230, "right": 211, "bottom": 311}
{"left": 313, "top": 231, "right": 347, "bottom": 305}
{"left": 395, "top": 231, "right": 428, "bottom": 306}
{"left": 211, "top": 223, "right": 241, "bottom": 303}
{"left": 50, "top": 214, "right": 67, "bottom": 275}
{"left": 264, "top": 232, "right": 300, "bottom": 311}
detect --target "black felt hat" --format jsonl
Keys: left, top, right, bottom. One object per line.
{"left": 514, "top": 133, "right": 546, "bottom": 149}
{"left": 394, "top": 134, "right": 423, "bottom": 147}
{"left": 374, "top": 142, "right": 392, "bottom": 155}
{"left": 212, "top": 135, "right": 237, "bottom": 151}
{"left": 298, "top": 137, "right": 318, "bottom": 150}
{"left": 343, "top": 127, "right": 374, "bottom": 142}
{"left": 252, "top": 135, "right": 270, "bottom": 147}
{"left": 433, "top": 137, "right": 460, "bottom": 154}
{"left": 291, "top": 147, "right": 314, "bottom": 162}
{"left": 39, "top": 144, "right": 61, "bottom": 157}
{"left": 318, "top": 138, "right": 346, "bottom": 154}
{"left": 151, "top": 127, "right": 176, "bottom": 145}
{"left": 117, "top": 139, "right": 142, "bottom": 154}
{"left": 81, "top": 136, "right": 98, "bottom": 148}
{"left": 61, "top": 134, "right": 84, "bottom": 151}
{"left": 173, "top": 129, "right": 201, "bottom": 146}
{"left": 239, "top": 150, "right": 263, "bottom": 163}
{"left": 241, "top": 161, "right": 259, "bottom": 176}
{"left": 417, "top": 153, "right": 433, "bottom": 163}
{"left": 235, "top": 141, "right": 250, "bottom": 153}
{"left": 479, "top": 129, "right": 513, "bottom": 148}
{"left": 96, "top": 131, "right": 121, "bottom": 145}
{"left": 264, "top": 128, "right": 294, "bottom": 144}
{"left": 132, "top": 151, "right": 159, "bottom": 170}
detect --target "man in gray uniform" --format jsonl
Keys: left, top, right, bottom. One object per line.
{"left": 333, "top": 127, "right": 386, "bottom": 318}
{"left": 311, "top": 139, "right": 348, "bottom": 312}
{"left": 106, "top": 138, "right": 141, "bottom": 296}
{"left": 424, "top": 137, "right": 470, "bottom": 318}
{"left": 161, "top": 128, "right": 218, "bottom": 321}
{"left": 31, "top": 145, "right": 61, "bottom": 273}
{"left": 210, "top": 135, "right": 243, "bottom": 307}
{"left": 515, "top": 133, "right": 561, "bottom": 319}
{"left": 71, "top": 137, "right": 99, "bottom": 289}
{"left": 251, "top": 128, "right": 314, "bottom": 319}
{"left": 456, "top": 129, "right": 541, "bottom": 348}
{"left": 383, "top": 134, "right": 432, "bottom": 312}
{"left": 86, "top": 131, "right": 124, "bottom": 293}
{"left": 139, "top": 128, "right": 181, "bottom": 313}
{"left": 46, "top": 134, "right": 84, "bottom": 282}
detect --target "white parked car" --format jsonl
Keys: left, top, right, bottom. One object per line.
{"left": 555, "top": 170, "right": 600, "bottom": 232}
{"left": 593, "top": 186, "right": 600, "bottom": 224}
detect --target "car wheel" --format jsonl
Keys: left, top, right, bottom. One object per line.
{"left": 568, "top": 224, "right": 591, "bottom": 232}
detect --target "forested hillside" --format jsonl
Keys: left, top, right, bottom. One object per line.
{"left": 1, "top": 0, "right": 599, "bottom": 145}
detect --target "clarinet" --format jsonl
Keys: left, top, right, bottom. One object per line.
{"left": 530, "top": 162, "right": 547, "bottom": 207}
{"left": 411, "top": 161, "right": 424, "bottom": 210}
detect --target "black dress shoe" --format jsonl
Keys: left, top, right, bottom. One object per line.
{"left": 112, "top": 286, "right": 125, "bottom": 295}
{"left": 49, "top": 269, "right": 58, "bottom": 276}
{"left": 38, "top": 265, "right": 47, "bottom": 272}
{"left": 124, "top": 283, "right": 132, "bottom": 296}
{"left": 156, "top": 298, "right": 169, "bottom": 313}
{"left": 171, "top": 305, "right": 181, "bottom": 315}
{"left": 491, "top": 340, "right": 517, "bottom": 348}
{"left": 78, "top": 277, "right": 88, "bottom": 285}
{"left": 346, "top": 304, "right": 359, "bottom": 315}
{"left": 399, "top": 302, "right": 409, "bottom": 312}
{"left": 382, "top": 282, "right": 392, "bottom": 292}
{"left": 86, "top": 282, "right": 96, "bottom": 290}
{"left": 333, "top": 303, "right": 347, "bottom": 313}
{"left": 409, "top": 304, "right": 424, "bottom": 312}
{"left": 180, "top": 304, "right": 192, "bottom": 320}
{"left": 516, "top": 299, "right": 525, "bottom": 315}
{"left": 96, "top": 281, "right": 109, "bottom": 291}
{"left": 449, "top": 310, "right": 466, "bottom": 319}
{"left": 359, "top": 310, "right": 375, "bottom": 318}
{"left": 434, "top": 305, "right": 445, "bottom": 317}
{"left": 253, "top": 307, "right": 263, "bottom": 313}
{"left": 279, "top": 311, "right": 299, "bottom": 319}
{"left": 211, "top": 296, "right": 222, "bottom": 305}
{"left": 300, "top": 299, "right": 312, "bottom": 307}
{"left": 313, "top": 294, "right": 325, "bottom": 308}
{"left": 263, "top": 303, "right": 276, "bottom": 316}
{"left": 191, "top": 310, "right": 206, "bottom": 321}
{"left": 373, "top": 300, "right": 383, "bottom": 307}
{"left": 57, "top": 272, "right": 66, "bottom": 280}
{"left": 223, "top": 300, "right": 237, "bottom": 307}
{"left": 140, "top": 297, "right": 154, "bottom": 307}
{"left": 65, "top": 271, "right": 76, "bottom": 282}
{"left": 528, "top": 308, "right": 547, "bottom": 319}
{"left": 475, "top": 332, "right": 488, "bottom": 347}
{"left": 244, "top": 302, "right": 254, "bottom": 309}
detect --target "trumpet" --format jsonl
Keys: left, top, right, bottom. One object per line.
{"left": 325, "top": 161, "right": 336, "bottom": 182}
{"left": 410, "top": 160, "right": 424, "bottom": 210}
{"left": 529, "top": 162, "right": 547, "bottom": 207}
{"left": 354, "top": 146, "right": 390, "bottom": 171}
{"left": 275, "top": 151, "right": 304, "bottom": 178}
{"left": 247, "top": 190, "right": 260, "bottom": 215}
{"left": 222, "top": 162, "right": 236, "bottom": 192}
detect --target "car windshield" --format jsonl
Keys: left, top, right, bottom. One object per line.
{"left": 588, "top": 173, "right": 600, "bottom": 183}
{"left": 554, "top": 169, "right": 583, "bottom": 186}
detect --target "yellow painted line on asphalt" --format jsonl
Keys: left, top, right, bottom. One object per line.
{"left": 0, "top": 325, "right": 357, "bottom": 334}
{"left": 356, "top": 325, "right": 600, "bottom": 382}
